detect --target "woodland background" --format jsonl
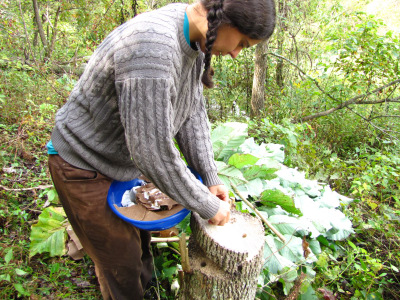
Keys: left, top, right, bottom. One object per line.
{"left": 0, "top": 0, "right": 399, "bottom": 299}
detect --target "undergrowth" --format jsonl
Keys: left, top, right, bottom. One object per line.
{"left": 1, "top": 68, "right": 399, "bottom": 299}
{"left": 248, "top": 118, "right": 400, "bottom": 299}
{"left": 0, "top": 107, "right": 102, "bottom": 298}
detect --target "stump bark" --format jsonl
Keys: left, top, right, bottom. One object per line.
{"left": 179, "top": 210, "right": 265, "bottom": 300}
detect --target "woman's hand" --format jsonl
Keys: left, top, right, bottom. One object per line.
{"left": 208, "top": 184, "right": 229, "bottom": 202}
{"left": 208, "top": 200, "right": 230, "bottom": 226}
{"left": 208, "top": 184, "right": 230, "bottom": 226}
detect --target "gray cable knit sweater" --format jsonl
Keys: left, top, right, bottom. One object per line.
{"left": 51, "top": 3, "right": 222, "bottom": 219}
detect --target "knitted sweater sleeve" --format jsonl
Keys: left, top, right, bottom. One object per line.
{"left": 175, "top": 96, "right": 223, "bottom": 188}
{"left": 117, "top": 77, "right": 221, "bottom": 219}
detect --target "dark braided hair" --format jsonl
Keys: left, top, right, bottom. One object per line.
{"left": 200, "top": 0, "right": 276, "bottom": 88}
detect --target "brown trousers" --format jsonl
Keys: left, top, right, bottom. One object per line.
{"left": 48, "top": 155, "right": 153, "bottom": 300}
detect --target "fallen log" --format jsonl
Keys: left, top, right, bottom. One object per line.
{"left": 179, "top": 210, "right": 265, "bottom": 300}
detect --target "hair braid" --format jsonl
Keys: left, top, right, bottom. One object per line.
{"left": 201, "top": 0, "right": 224, "bottom": 88}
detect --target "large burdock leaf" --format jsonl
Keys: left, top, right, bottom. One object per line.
{"left": 278, "top": 234, "right": 317, "bottom": 263}
{"left": 268, "top": 214, "right": 320, "bottom": 238}
{"left": 239, "top": 138, "right": 285, "bottom": 163}
{"left": 228, "top": 153, "right": 259, "bottom": 169}
{"left": 263, "top": 235, "right": 295, "bottom": 274}
{"left": 237, "top": 178, "right": 265, "bottom": 198}
{"left": 29, "top": 207, "right": 67, "bottom": 258}
{"left": 261, "top": 189, "right": 302, "bottom": 216}
{"left": 243, "top": 165, "right": 278, "bottom": 181}
{"left": 325, "top": 209, "right": 354, "bottom": 240}
{"left": 215, "top": 161, "right": 247, "bottom": 188}
{"left": 211, "top": 122, "right": 248, "bottom": 161}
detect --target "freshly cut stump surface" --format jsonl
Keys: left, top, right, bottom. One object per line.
{"left": 180, "top": 210, "right": 265, "bottom": 300}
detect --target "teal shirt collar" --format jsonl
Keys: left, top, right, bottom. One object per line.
{"left": 184, "top": 11, "right": 198, "bottom": 50}
{"left": 184, "top": 11, "right": 190, "bottom": 46}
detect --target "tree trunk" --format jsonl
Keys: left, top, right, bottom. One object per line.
{"left": 179, "top": 210, "right": 265, "bottom": 300}
{"left": 251, "top": 40, "right": 269, "bottom": 118}
{"left": 47, "top": 6, "right": 61, "bottom": 59}
{"left": 275, "top": 0, "right": 287, "bottom": 89}
{"left": 132, "top": 0, "right": 138, "bottom": 16}
{"left": 32, "top": 0, "right": 48, "bottom": 50}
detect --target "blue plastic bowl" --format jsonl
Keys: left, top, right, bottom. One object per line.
{"left": 107, "top": 170, "right": 202, "bottom": 231}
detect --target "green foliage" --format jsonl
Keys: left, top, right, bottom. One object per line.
{"left": 314, "top": 240, "right": 389, "bottom": 299}
{"left": 260, "top": 190, "right": 302, "bottom": 216}
{"left": 323, "top": 12, "right": 400, "bottom": 85}
{"left": 1, "top": 0, "right": 399, "bottom": 298}
{"left": 211, "top": 122, "right": 248, "bottom": 161}
{"left": 151, "top": 243, "right": 181, "bottom": 299}
{"left": 29, "top": 207, "right": 68, "bottom": 258}
{"left": 210, "top": 122, "right": 355, "bottom": 298}
{"left": 0, "top": 110, "right": 101, "bottom": 298}
{"left": 223, "top": 119, "right": 399, "bottom": 298}
{"left": 0, "top": 248, "right": 31, "bottom": 297}
{"left": 350, "top": 148, "right": 400, "bottom": 204}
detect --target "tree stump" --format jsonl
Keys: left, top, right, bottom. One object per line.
{"left": 179, "top": 210, "right": 265, "bottom": 300}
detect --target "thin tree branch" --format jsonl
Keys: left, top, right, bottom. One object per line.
{"left": 292, "top": 79, "right": 400, "bottom": 123}
{"left": 151, "top": 236, "right": 189, "bottom": 243}
{"left": 48, "top": 5, "right": 61, "bottom": 58}
{"left": 266, "top": 52, "right": 400, "bottom": 141}
{"left": 358, "top": 95, "right": 400, "bottom": 104}
{"left": 18, "top": 0, "right": 38, "bottom": 66}
{"left": 268, "top": 52, "right": 400, "bottom": 113}
{"left": 266, "top": 52, "right": 338, "bottom": 102}
{"left": 345, "top": 106, "right": 400, "bottom": 141}
{"left": 368, "top": 115, "right": 400, "bottom": 121}
{"left": 0, "top": 184, "right": 53, "bottom": 192}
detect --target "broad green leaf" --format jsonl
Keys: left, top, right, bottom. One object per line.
{"left": 298, "top": 285, "right": 318, "bottom": 300}
{"left": 278, "top": 235, "right": 310, "bottom": 263}
{"left": 268, "top": 215, "right": 320, "bottom": 237}
{"left": 239, "top": 138, "right": 285, "bottom": 163}
{"left": 237, "top": 178, "right": 265, "bottom": 198}
{"left": 318, "top": 186, "right": 341, "bottom": 208}
{"left": 279, "top": 266, "right": 298, "bottom": 295}
{"left": 163, "top": 266, "right": 177, "bottom": 278}
{"left": 239, "top": 138, "right": 269, "bottom": 157}
{"left": 211, "top": 122, "right": 247, "bottom": 161}
{"left": 0, "top": 274, "right": 11, "bottom": 282}
{"left": 278, "top": 267, "right": 298, "bottom": 283}
{"left": 258, "top": 205, "right": 288, "bottom": 217}
{"left": 261, "top": 189, "right": 302, "bottom": 216}
{"left": 324, "top": 209, "right": 354, "bottom": 240}
{"left": 46, "top": 188, "right": 59, "bottom": 203}
{"left": 294, "top": 198, "right": 333, "bottom": 234}
{"left": 243, "top": 165, "right": 278, "bottom": 181}
{"left": 15, "top": 268, "right": 29, "bottom": 276}
{"left": 316, "top": 236, "right": 336, "bottom": 251}
{"left": 216, "top": 161, "right": 247, "bottom": 189}
{"left": 264, "top": 144, "right": 285, "bottom": 163}
{"left": 228, "top": 153, "right": 259, "bottom": 169}
{"left": 29, "top": 207, "right": 67, "bottom": 258}
{"left": 13, "top": 283, "right": 30, "bottom": 296}
{"left": 264, "top": 235, "right": 295, "bottom": 274}
{"left": 4, "top": 248, "right": 13, "bottom": 265}
{"left": 308, "top": 239, "right": 322, "bottom": 256}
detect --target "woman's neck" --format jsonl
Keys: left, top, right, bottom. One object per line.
{"left": 186, "top": 3, "right": 208, "bottom": 44}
